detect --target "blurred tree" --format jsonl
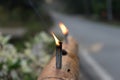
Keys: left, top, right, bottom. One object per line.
{"left": 0, "top": 0, "right": 44, "bottom": 22}
{"left": 107, "top": 0, "right": 112, "bottom": 20}
{"left": 60, "top": 0, "right": 120, "bottom": 20}
{"left": 0, "top": 0, "right": 42, "bottom": 10}
{"left": 61, "top": 0, "right": 84, "bottom": 14}
{"left": 112, "top": 0, "right": 120, "bottom": 20}
{"left": 92, "top": 0, "right": 106, "bottom": 17}
{"left": 83, "top": 0, "right": 91, "bottom": 15}
{"left": 0, "top": 0, "right": 53, "bottom": 38}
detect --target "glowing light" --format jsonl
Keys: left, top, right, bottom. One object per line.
{"left": 51, "top": 32, "right": 60, "bottom": 46}
{"left": 59, "top": 22, "right": 69, "bottom": 35}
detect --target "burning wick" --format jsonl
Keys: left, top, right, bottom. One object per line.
{"left": 52, "top": 32, "right": 62, "bottom": 69}
{"left": 59, "top": 22, "right": 69, "bottom": 43}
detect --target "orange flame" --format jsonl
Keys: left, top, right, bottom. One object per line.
{"left": 51, "top": 32, "right": 60, "bottom": 46}
{"left": 59, "top": 22, "right": 69, "bottom": 35}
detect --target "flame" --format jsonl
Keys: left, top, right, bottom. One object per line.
{"left": 51, "top": 32, "right": 60, "bottom": 46}
{"left": 59, "top": 22, "right": 69, "bottom": 35}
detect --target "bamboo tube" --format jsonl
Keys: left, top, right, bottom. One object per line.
{"left": 38, "top": 36, "right": 80, "bottom": 80}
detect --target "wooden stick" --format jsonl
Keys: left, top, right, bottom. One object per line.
{"left": 38, "top": 36, "right": 80, "bottom": 80}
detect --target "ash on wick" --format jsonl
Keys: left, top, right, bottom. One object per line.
{"left": 59, "top": 22, "right": 69, "bottom": 43}
{"left": 52, "top": 32, "right": 62, "bottom": 69}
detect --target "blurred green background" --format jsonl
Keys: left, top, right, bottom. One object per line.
{"left": 0, "top": 0, "right": 54, "bottom": 80}
{"left": 0, "top": 0, "right": 53, "bottom": 51}
{"left": 49, "top": 0, "right": 120, "bottom": 22}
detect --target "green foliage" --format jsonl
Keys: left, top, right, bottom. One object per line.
{"left": 0, "top": 0, "right": 41, "bottom": 21}
{"left": 0, "top": 32, "right": 54, "bottom": 80}
{"left": 112, "top": 0, "right": 120, "bottom": 19}
{"left": 61, "top": 0, "right": 84, "bottom": 14}
{"left": 0, "top": 0, "right": 53, "bottom": 30}
{"left": 92, "top": 0, "right": 106, "bottom": 15}
{"left": 59, "top": 0, "right": 120, "bottom": 20}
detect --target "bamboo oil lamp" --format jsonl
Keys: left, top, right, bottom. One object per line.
{"left": 38, "top": 25, "right": 80, "bottom": 80}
